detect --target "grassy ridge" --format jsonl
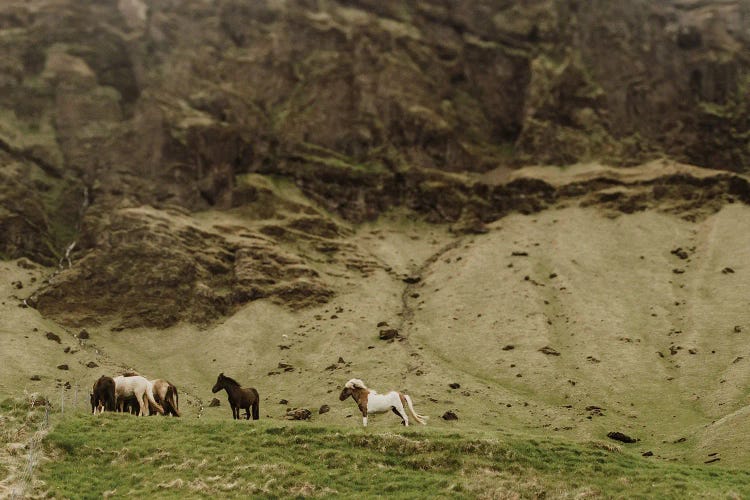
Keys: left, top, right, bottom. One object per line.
{"left": 40, "top": 414, "right": 750, "bottom": 499}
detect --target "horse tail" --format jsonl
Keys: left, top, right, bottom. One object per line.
{"left": 146, "top": 383, "right": 165, "bottom": 415}
{"left": 403, "top": 394, "right": 428, "bottom": 425}
{"left": 166, "top": 384, "right": 180, "bottom": 417}
{"left": 252, "top": 389, "right": 260, "bottom": 420}
{"left": 172, "top": 384, "right": 180, "bottom": 417}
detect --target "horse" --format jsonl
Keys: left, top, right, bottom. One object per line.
{"left": 151, "top": 379, "right": 180, "bottom": 417}
{"left": 339, "top": 378, "right": 428, "bottom": 427}
{"left": 90, "top": 376, "right": 116, "bottom": 414}
{"left": 113, "top": 375, "right": 164, "bottom": 416}
{"left": 211, "top": 373, "right": 259, "bottom": 420}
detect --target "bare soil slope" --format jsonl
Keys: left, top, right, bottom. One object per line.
{"left": 3, "top": 193, "right": 750, "bottom": 466}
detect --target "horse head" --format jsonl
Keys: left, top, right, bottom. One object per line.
{"left": 340, "top": 379, "right": 366, "bottom": 400}
{"left": 211, "top": 373, "right": 225, "bottom": 393}
{"left": 338, "top": 386, "right": 352, "bottom": 401}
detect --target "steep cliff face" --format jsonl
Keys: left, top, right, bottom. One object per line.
{"left": 0, "top": 0, "right": 749, "bottom": 327}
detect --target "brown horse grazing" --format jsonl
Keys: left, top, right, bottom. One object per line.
{"left": 212, "top": 373, "right": 259, "bottom": 420}
{"left": 90, "top": 376, "right": 116, "bottom": 414}
{"left": 151, "top": 379, "right": 180, "bottom": 417}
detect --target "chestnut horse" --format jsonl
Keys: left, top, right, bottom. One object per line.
{"left": 212, "top": 373, "right": 259, "bottom": 420}
{"left": 90, "top": 376, "right": 116, "bottom": 414}
{"left": 339, "top": 378, "right": 427, "bottom": 427}
{"left": 151, "top": 379, "right": 180, "bottom": 417}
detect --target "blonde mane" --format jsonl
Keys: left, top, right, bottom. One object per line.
{"left": 345, "top": 378, "right": 368, "bottom": 390}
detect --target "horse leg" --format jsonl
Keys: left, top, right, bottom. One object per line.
{"left": 391, "top": 407, "right": 406, "bottom": 425}
{"left": 394, "top": 401, "right": 409, "bottom": 426}
{"left": 137, "top": 391, "right": 147, "bottom": 416}
{"left": 252, "top": 400, "right": 259, "bottom": 420}
{"left": 232, "top": 405, "right": 238, "bottom": 420}
{"left": 362, "top": 409, "right": 368, "bottom": 427}
{"left": 245, "top": 406, "right": 250, "bottom": 420}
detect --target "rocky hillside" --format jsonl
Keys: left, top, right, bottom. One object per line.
{"left": 0, "top": 0, "right": 749, "bottom": 328}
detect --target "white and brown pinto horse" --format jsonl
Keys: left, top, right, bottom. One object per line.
{"left": 113, "top": 375, "right": 164, "bottom": 416}
{"left": 339, "top": 378, "right": 427, "bottom": 427}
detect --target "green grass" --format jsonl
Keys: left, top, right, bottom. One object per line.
{"left": 39, "top": 414, "right": 750, "bottom": 498}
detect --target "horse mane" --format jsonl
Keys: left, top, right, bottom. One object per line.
{"left": 345, "top": 378, "right": 367, "bottom": 390}
{"left": 221, "top": 374, "right": 242, "bottom": 387}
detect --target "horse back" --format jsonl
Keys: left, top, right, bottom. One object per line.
{"left": 239, "top": 387, "right": 258, "bottom": 405}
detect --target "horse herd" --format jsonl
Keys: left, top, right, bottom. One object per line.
{"left": 91, "top": 373, "right": 428, "bottom": 427}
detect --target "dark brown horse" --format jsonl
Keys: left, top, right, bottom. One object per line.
{"left": 90, "top": 375, "right": 116, "bottom": 414}
{"left": 212, "top": 373, "right": 259, "bottom": 420}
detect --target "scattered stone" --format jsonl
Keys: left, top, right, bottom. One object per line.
{"left": 46, "top": 332, "right": 61, "bottom": 343}
{"left": 64, "top": 382, "right": 71, "bottom": 389}
{"left": 86, "top": 361, "right": 99, "bottom": 368}
{"left": 410, "top": 293, "right": 420, "bottom": 298}
{"left": 319, "top": 404, "right": 330, "bottom": 414}
{"left": 461, "top": 391, "right": 471, "bottom": 397}
{"left": 442, "top": 411, "right": 458, "bottom": 421}
{"left": 670, "top": 248, "right": 689, "bottom": 260}
{"left": 539, "top": 346, "right": 560, "bottom": 356}
{"left": 402, "top": 276, "right": 421, "bottom": 284}
{"left": 586, "top": 406, "right": 605, "bottom": 416}
{"left": 607, "top": 432, "right": 636, "bottom": 443}
{"left": 12, "top": 281, "right": 23, "bottom": 289}
{"left": 63, "top": 347, "right": 71, "bottom": 353}
{"left": 672, "top": 268, "right": 685, "bottom": 274}
{"left": 669, "top": 345, "right": 681, "bottom": 355}
{"left": 325, "top": 364, "right": 338, "bottom": 371}
{"left": 30, "top": 375, "right": 41, "bottom": 381}
{"left": 376, "top": 321, "right": 389, "bottom": 327}
{"left": 704, "top": 457, "right": 721, "bottom": 464}
{"left": 57, "top": 364, "right": 69, "bottom": 370}
{"left": 379, "top": 329, "right": 399, "bottom": 340}
{"left": 208, "top": 398, "right": 221, "bottom": 407}
{"left": 734, "top": 326, "right": 742, "bottom": 333}
{"left": 688, "top": 348, "right": 697, "bottom": 355}
{"left": 338, "top": 357, "right": 345, "bottom": 364}
{"left": 722, "top": 267, "right": 735, "bottom": 274}
{"left": 642, "top": 451, "right": 654, "bottom": 457}
{"left": 502, "top": 345, "right": 515, "bottom": 351}
{"left": 674, "top": 437, "right": 687, "bottom": 443}
{"left": 449, "top": 383, "right": 461, "bottom": 389}
{"left": 586, "top": 356, "right": 600, "bottom": 363}
{"left": 549, "top": 273, "right": 558, "bottom": 279}
{"left": 279, "top": 399, "right": 289, "bottom": 405}
{"left": 511, "top": 251, "right": 528, "bottom": 256}
{"left": 278, "top": 363, "right": 294, "bottom": 372}
{"left": 286, "top": 408, "right": 312, "bottom": 420}
{"left": 78, "top": 330, "right": 90, "bottom": 339}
